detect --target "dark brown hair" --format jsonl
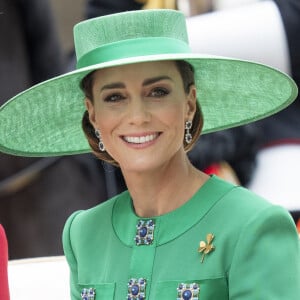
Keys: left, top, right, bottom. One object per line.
{"left": 81, "top": 60, "right": 203, "bottom": 165}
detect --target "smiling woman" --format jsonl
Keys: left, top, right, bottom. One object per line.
{"left": 0, "top": 8, "right": 299, "bottom": 300}
{"left": 81, "top": 60, "right": 202, "bottom": 166}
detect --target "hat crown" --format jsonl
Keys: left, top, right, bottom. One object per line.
{"left": 74, "top": 9, "right": 189, "bottom": 62}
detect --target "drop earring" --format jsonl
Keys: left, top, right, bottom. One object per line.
{"left": 185, "top": 120, "right": 192, "bottom": 144}
{"left": 95, "top": 129, "right": 105, "bottom": 151}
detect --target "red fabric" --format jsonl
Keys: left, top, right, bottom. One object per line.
{"left": 203, "top": 163, "right": 221, "bottom": 176}
{"left": 0, "top": 224, "right": 10, "bottom": 300}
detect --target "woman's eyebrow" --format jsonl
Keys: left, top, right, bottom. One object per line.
{"left": 100, "top": 76, "right": 173, "bottom": 91}
{"left": 142, "top": 76, "right": 173, "bottom": 86}
{"left": 100, "top": 82, "right": 125, "bottom": 91}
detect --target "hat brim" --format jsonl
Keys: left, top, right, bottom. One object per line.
{"left": 0, "top": 53, "right": 297, "bottom": 156}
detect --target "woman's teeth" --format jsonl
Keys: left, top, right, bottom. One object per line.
{"left": 124, "top": 134, "right": 157, "bottom": 144}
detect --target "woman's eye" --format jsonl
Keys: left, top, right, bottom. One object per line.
{"left": 104, "top": 93, "right": 124, "bottom": 102}
{"left": 149, "top": 87, "right": 170, "bottom": 98}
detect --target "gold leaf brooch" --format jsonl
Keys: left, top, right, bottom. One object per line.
{"left": 198, "top": 233, "right": 215, "bottom": 263}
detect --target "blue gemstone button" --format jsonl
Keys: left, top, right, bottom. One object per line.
{"left": 131, "top": 284, "right": 139, "bottom": 295}
{"left": 81, "top": 288, "right": 96, "bottom": 300}
{"left": 127, "top": 278, "right": 147, "bottom": 300}
{"left": 135, "top": 219, "right": 155, "bottom": 245}
{"left": 182, "top": 289, "right": 192, "bottom": 300}
{"left": 177, "top": 283, "right": 199, "bottom": 300}
{"left": 139, "top": 227, "right": 147, "bottom": 237}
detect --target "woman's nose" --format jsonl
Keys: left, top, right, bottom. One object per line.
{"left": 127, "top": 98, "right": 151, "bottom": 125}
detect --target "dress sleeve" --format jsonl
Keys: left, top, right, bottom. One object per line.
{"left": 62, "top": 210, "right": 83, "bottom": 300}
{"left": 228, "top": 205, "right": 300, "bottom": 299}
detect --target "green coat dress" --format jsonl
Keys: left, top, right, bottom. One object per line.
{"left": 63, "top": 176, "right": 300, "bottom": 299}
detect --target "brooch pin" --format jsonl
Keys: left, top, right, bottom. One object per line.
{"left": 127, "top": 278, "right": 147, "bottom": 299}
{"left": 198, "top": 233, "right": 215, "bottom": 263}
{"left": 177, "top": 283, "right": 200, "bottom": 300}
{"left": 81, "top": 288, "right": 96, "bottom": 300}
{"left": 135, "top": 219, "right": 155, "bottom": 245}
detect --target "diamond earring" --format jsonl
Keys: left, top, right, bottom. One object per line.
{"left": 95, "top": 129, "right": 105, "bottom": 151}
{"left": 185, "top": 120, "right": 192, "bottom": 144}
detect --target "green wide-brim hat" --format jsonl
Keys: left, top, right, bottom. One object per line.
{"left": 0, "top": 9, "right": 298, "bottom": 156}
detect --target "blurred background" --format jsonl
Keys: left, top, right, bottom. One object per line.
{"left": 0, "top": 0, "right": 299, "bottom": 260}
{"left": 49, "top": 0, "right": 85, "bottom": 55}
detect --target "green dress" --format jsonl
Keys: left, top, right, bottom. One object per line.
{"left": 63, "top": 175, "right": 300, "bottom": 300}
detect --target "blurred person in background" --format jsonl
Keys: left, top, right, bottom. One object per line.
{"left": 247, "top": 0, "right": 300, "bottom": 223}
{"left": 183, "top": 0, "right": 300, "bottom": 224}
{"left": 0, "top": 0, "right": 107, "bottom": 259}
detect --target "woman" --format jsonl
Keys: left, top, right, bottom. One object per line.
{"left": 0, "top": 9, "right": 299, "bottom": 300}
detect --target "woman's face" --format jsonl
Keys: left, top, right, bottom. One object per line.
{"left": 85, "top": 61, "right": 196, "bottom": 172}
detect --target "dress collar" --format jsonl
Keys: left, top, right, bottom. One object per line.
{"left": 112, "top": 175, "right": 233, "bottom": 246}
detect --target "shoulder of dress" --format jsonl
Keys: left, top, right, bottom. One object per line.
{"left": 67, "top": 190, "right": 130, "bottom": 228}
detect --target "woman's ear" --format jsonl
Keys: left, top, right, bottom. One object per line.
{"left": 186, "top": 85, "right": 197, "bottom": 119}
{"left": 85, "top": 98, "right": 96, "bottom": 128}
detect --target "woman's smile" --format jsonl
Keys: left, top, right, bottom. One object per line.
{"left": 122, "top": 132, "right": 160, "bottom": 145}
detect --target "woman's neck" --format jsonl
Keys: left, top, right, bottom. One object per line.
{"left": 121, "top": 154, "right": 209, "bottom": 218}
